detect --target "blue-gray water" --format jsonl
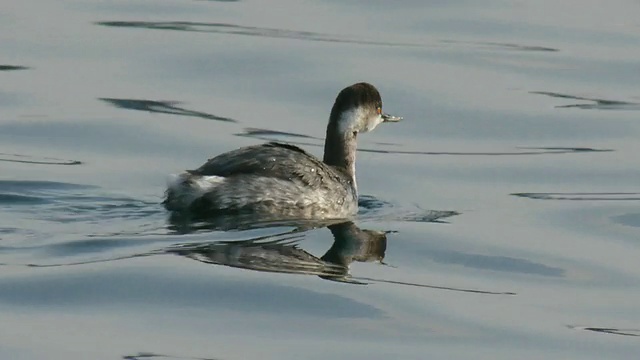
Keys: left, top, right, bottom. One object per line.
{"left": 1, "top": 1, "right": 640, "bottom": 359}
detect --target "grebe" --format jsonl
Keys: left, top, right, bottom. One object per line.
{"left": 164, "top": 82, "right": 401, "bottom": 219}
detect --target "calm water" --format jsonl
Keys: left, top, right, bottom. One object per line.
{"left": 2, "top": 1, "right": 640, "bottom": 359}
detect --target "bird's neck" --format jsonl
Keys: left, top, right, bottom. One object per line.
{"left": 323, "top": 122, "right": 357, "bottom": 192}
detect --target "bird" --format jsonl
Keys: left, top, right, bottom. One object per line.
{"left": 164, "top": 82, "right": 402, "bottom": 220}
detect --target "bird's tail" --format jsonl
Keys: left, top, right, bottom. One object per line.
{"left": 163, "top": 172, "right": 224, "bottom": 212}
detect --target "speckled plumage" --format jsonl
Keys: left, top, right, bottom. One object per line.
{"left": 164, "top": 142, "right": 358, "bottom": 218}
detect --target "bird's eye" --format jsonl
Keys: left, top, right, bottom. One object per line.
{"left": 376, "top": 107, "right": 382, "bottom": 115}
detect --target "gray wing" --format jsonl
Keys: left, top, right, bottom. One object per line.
{"left": 189, "top": 142, "right": 345, "bottom": 187}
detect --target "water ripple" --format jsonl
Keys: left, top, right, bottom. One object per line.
{"left": 95, "top": 21, "right": 559, "bottom": 54}
{"left": 234, "top": 129, "right": 613, "bottom": 156}
{"left": 531, "top": 91, "right": 640, "bottom": 110}
{"left": 0, "top": 152, "right": 82, "bottom": 165}
{"left": 0, "top": 180, "right": 95, "bottom": 191}
{"left": 95, "top": 21, "right": 423, "bottom": 47}
{"left": 100, "top": 98, "right": 237, "bottom": 122}
{"left": 0, "top": 193, "right": 49, "bottom": 205}
{"left": 512, "top": 192, "right": 640, "bottom": 201}
{"left": 0, "top": 65, "right": 29, "bottom": 71}
{"left": 568, "top": 325, "right": 640, "bottom": 337}
{"left": 0, "top": 180, "right": 164, "bottom": 241}
{"left": 123, "top": 353, "right": 220, "bottom": 360}
{"left": 441, "top": 40, "right": 559, "bottom": 52}
{"left": 236, "top": 127, "right": 320, "bottom": 140}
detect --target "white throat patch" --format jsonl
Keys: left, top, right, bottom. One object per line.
{"left": 336, "top": 107, "right": 366, "bottom": 135}
{"left": 336, "top": 107, "right": 382, "bottom": 134}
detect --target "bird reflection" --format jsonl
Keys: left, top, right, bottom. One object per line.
{"left": 164, "top": 214, "right": 514, "bottom": 293}
{"left": 164, "top": 220, "right": 514, "bottom": 294}
{"left": 166, "top": 221, "right": 388, "bottom": 284}
{"left": 323, "top": 222, "right": 388, "bottom": 266}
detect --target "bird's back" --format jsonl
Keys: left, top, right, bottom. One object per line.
{"left": 191, "top": 142, "right": 341, "bottom": 186}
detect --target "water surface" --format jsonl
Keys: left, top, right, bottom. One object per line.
{"left": 1, "top": 0, "right": 640, "bottom": 359}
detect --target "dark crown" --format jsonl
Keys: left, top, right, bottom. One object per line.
{"left": 329, "top": 83, "right": 382, "bottom": 123}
